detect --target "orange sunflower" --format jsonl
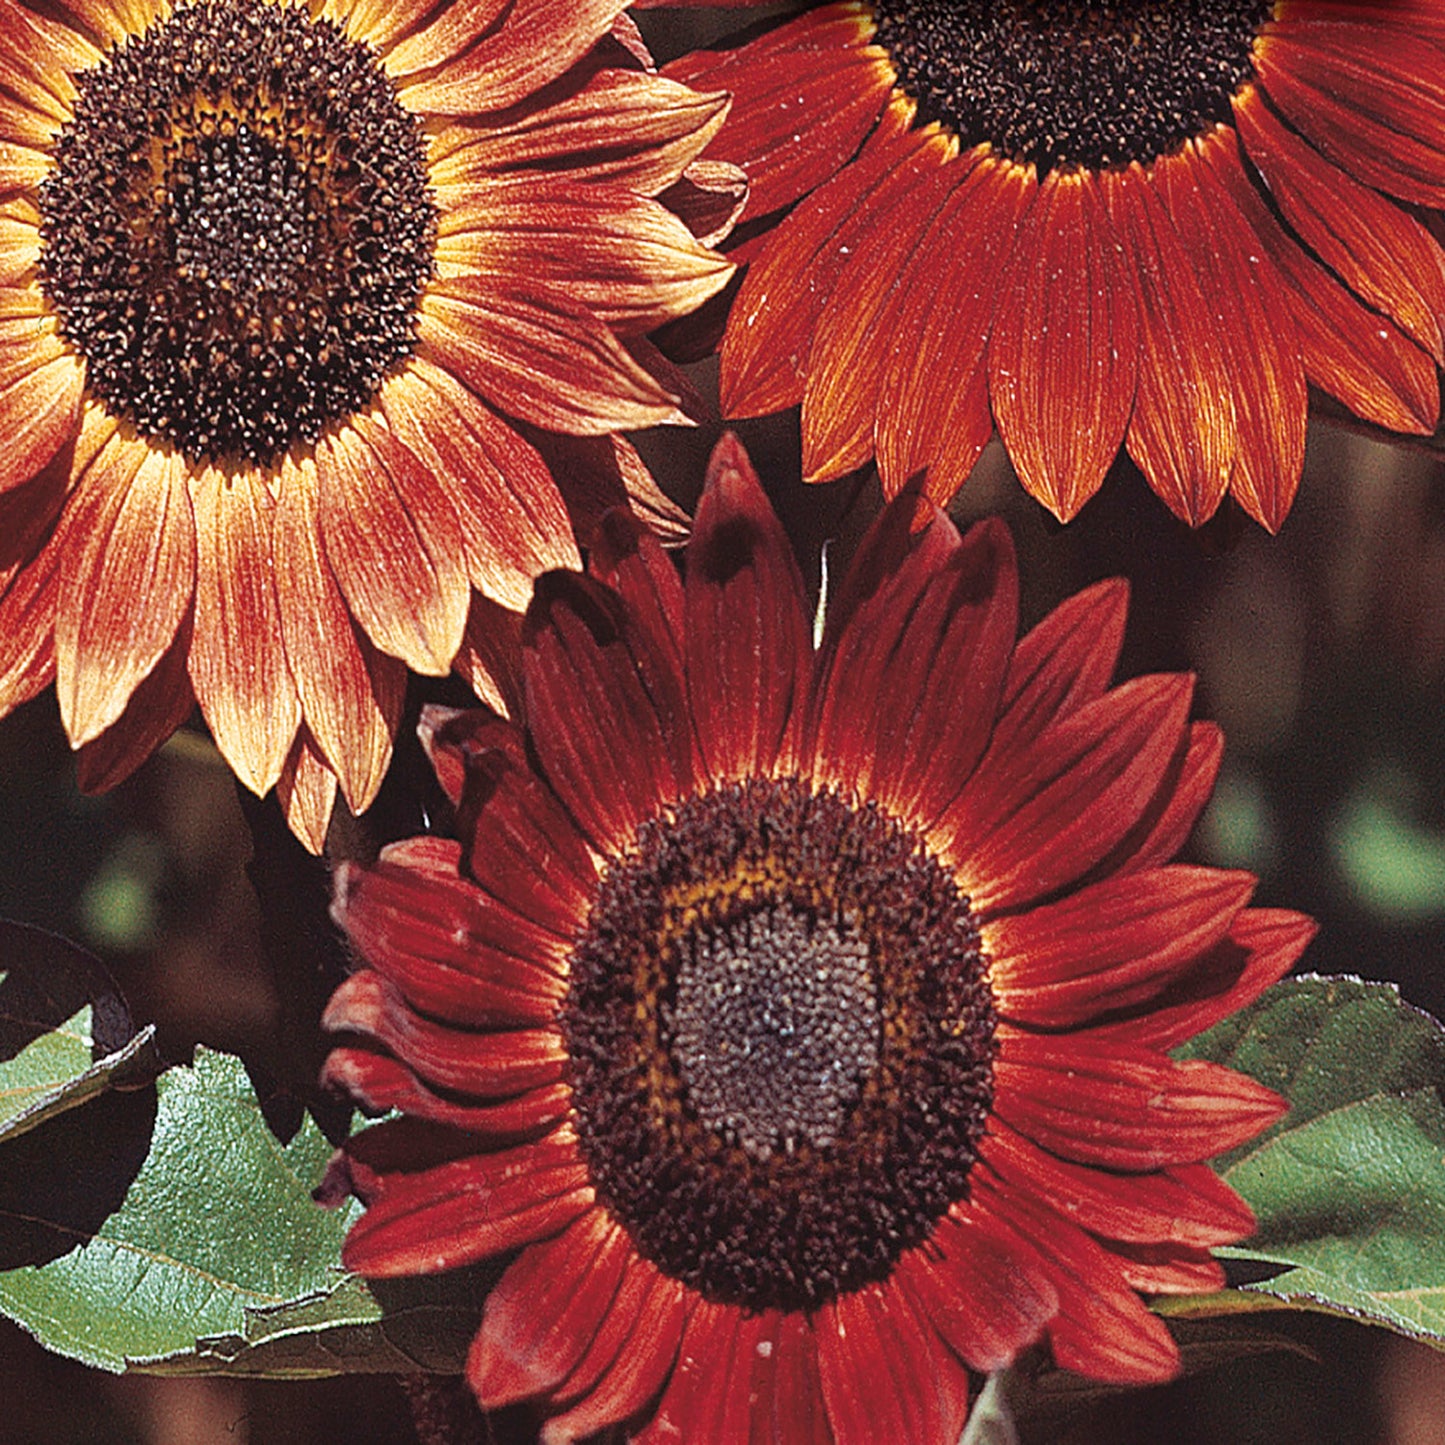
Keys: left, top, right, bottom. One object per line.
{"left": 650, "top": 0, "right": 1445, "bottom": 530}
{"left": 0, "top": 0, "right": 738, "bottom": 849}
{"left": 320, "top": 435, "right": 1314, "bottom": 1442}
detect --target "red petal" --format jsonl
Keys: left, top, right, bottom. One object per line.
{"left": 469, "top": 1212, "right": 628, "bottom": 1405}
{"left": 342, "top": 1131, "right": 591, "bottom": 1276}
{"left": 895, "top": 1207, "right": 1059, "bottom": 1373}
{"left": 988, "top": 170, "right": 1138, "bottom": 522}
{"left": 1198, "top": 124, "right": 1437, "bottom": 434}
{"left": 1255, "top": 23, "right": 1445, "bottom": 208}
{"left": 686, "top": 433, "right": 812, "bottom": 782}
{"left": 1103, "top": 167, "right": 1235, "bottom": 526}
{"left": 1153, "top": 146, "right": 1306, "bottom": 533}
{"left": 588, "top": 507, "right": 686, "bottom": 672}
{"left": 974, "top": 1176, "right": 1182, "bottom": 1384}
{"left": 1089, "top": 907, "right": 1318, "bottom": 1051}
{"left": 981, "top": 1121, "right": 1257, "bottom": 1249}
{"left": 189, "top": 466, "right": 300, "bottom": 797}
{"left": 816, "top": 1282, "right": 971, "bottom": 1445}
{"left": 454, "top": 748, "right": 599, "bottom": 936}
{"left": 323, "top": 1046, "right": 569, "bottom": 1139}
{"left": 522, "top": 569, "right": 695, "bottom": 852}
{"left": 630, "top": 1299, "right": 764, "bottom": 1445}
{"left": 938, "top": 673, "right": 1194, "bottom": 914}
{"left": 55, "top": 443, "right": 194, "bottom": 748}
{"left": 1235, "top": 85, "right": 1445, "bottom": 364}
{"left": 995, "top": 578, "right": 1129, "bottom": 749}
{"left": 1107, "top": 721, "right": 1224, "bottom": 877}
{"left": 1106, "top": 1241, "right": 1226, "bottom": 1296}
{"left": 994, "top": 1029, "right": 1288, "bottom": 1170}
{"left": 331, "top": 848, "right": 567, "bottom": 1028}
{"left": 801, "top": 151, "right": 964, "bottom": 483}
{"left": 719, "top": 96, "right": 941, "bottom": 418}
{"left": 814, "top": 517, "right": 1018, "bottom": 830}
{"left": 662, "top": 4, "right": 891, "bottom": 221}
{"left": 541, "top": 1261, "right": 686, "bottom": 1443}
{"left": 322, "top": 971, "right": 566, "bottom": 1098}
{"left": 876, "top": 153, "right": 1035, "bottom": 503}
{"left": 989, "top": 866, "right": 1255, "bottom": 1028}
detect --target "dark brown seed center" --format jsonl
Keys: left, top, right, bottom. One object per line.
{"left": 38, "top": 0, "right": 435, "bottom": 467}
{"left": 869, "top": 0, "right": 1273, "bottom": 173}
{"left": 563, "top": 777, "right": 996, "bottom": 1313}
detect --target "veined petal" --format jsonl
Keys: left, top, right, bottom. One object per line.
{"left": 55, "top": 438, "right": 193, "bottom": 748}
{"left": 1104, "top": 166, "right": 1235, "bottom": 527}
{"left": 317, "top": 420, "right": 469, "bottom": 677}
{"left": 189, "top": 464, "right": 300, "bottom": 797}
{"left": 988, "top": 170, "right": 1138, "bottom": 522}
{"left": 273, "top": 452, "right": 403, "bottom": 815}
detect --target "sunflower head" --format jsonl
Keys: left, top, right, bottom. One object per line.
{"left": 322, "top": 435, "right": 1313, "bottom": 1442}
{"left": 0, "top": 0, "right": 739, "bottom": 847}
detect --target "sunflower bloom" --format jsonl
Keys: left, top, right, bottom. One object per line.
{"left": 0, "top": 0, "right": 737, "bottom": 847}
{"left": 651, "top": 0, "right": 1445, "bottom": 530}
{"left": 320, "top": 434, "right": 1313, "bottom": 1442}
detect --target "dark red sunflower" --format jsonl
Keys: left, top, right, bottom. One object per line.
{"left": 319, "top": 433, "right": 1313, "bottom": 1442}
{"left": 647, "top": 0, "right": 1445, "bottom": 531}
{"left": 0, "top": 0, "right": 739, "bottom": 849}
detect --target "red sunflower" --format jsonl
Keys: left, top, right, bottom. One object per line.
{"left": 0, "top": 0, "right": 738, "bottom": 849}
{"left": 320, "top": 433, "right": 1314, "bottom": 1443}
{"left": 648, "top": 0, "right": 1445, "bottom": 531}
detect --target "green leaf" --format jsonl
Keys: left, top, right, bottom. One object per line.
{"left": 0, "top": 1006, "right": 157, "bottom": 1145}
{"left": 0, "top": 1046, "right": 360, "bottom": 1371}
{"left": 0, "top": 922, "right": 160, "bottom": 1144}
{"left": 137, "top": 1268, "right": 492, "bottom": 1379}
{"left": 1175, "top": 973, "right": 1445, "bottom": 1346}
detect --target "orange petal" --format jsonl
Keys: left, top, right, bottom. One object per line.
{"left": 0, "top": 336, "right": 84, "bottom": 494}
{"left": 434, "top": 176, "right": 735, "bottom": 335}
{"left": 1157, "top": 144, "right": 1306, "bottom": 533}
{"left": 876, "top": 151, "right": 1034, "bottom": 503}
{"left": 417, "top": 290, "right": 684, "bottom": 434}
{"left": 392, "top": 0, "right": 630, "bottom": 115}
{"left": 1103, "top": 167, "right": 1236, "bottom": 527}
{"left": 988, "top": 170, "right": 1138, "bottom": 522}
{"left": 189, "top": 465, "right": 300, "bottom": 797}
{"left": 719, "top": 96, "right": 944, "bottom": 419}
{"left": 318, "top": 419, "right": 469, "bottom": 675}
{"left": 801, "top": 150, "right": 963, "bottom": 484}
{"left": 75, "top": 614, "right": 195, "bottom": 794}
{"left": 1236, "top": 84, "right": 1445, "bottom": 364}
{"left": 429, "top": 70, "right": 730, "bottom": 199}
{"left": 381, "top": 361, "right": 579, "bottom": 608}
{"left": 273, "top": 452, "right": 404, "bottom": 816}
{"left": 0, "top": 510, "right": 60, "bottom": 717}
{"left": 55, "top": 439, "right": 193, "bottom": 747}
{"left": 277, "top": 727, "right": 340, "bottom": 856}
{"left": 453, "top": 591, "right": 525, "bottom": 719}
